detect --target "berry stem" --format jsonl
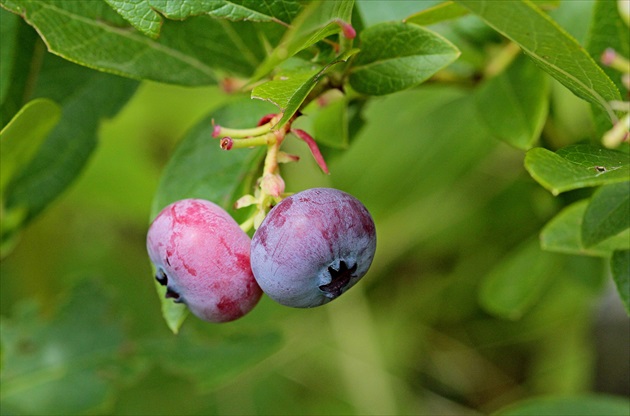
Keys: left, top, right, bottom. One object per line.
{"left": 213, "top": 122, "right": 273, "bottom": 139}
{"left": 222, "top": 132, "right": 277, "bottom": 150}
{"left": 483, "top": 42, "right": 521, "bottom": 78}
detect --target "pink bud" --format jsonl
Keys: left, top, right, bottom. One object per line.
{"left": 212, "top": 124, "right": 222, "bottom": 138}
{"left": 257, "top": 114, "right": 277, "bottom": 127}
{"left": 278, "top": 151, "right": 300, "bottom": 164}
{"left": 601, "top": 48, "right": 617, "bottom": 66}
{"left": 335, "top": 19, "right": 356, "bottom": 39}
{"left": 220, "top": 137, "right": 233, "bottom": 150}
{"left": 260, "top": 173, "right": 285, "bottom": 197}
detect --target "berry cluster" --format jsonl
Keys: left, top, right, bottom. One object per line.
{"left": 147, "top": 188, "right": 376, "bottom": 322}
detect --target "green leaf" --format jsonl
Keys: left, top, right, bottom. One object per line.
{"left": 0, "top": 7, "right": 20, "bottom": 105}
{"left": 541, "top": 200, "right": 630, "bottom": 257}
{"left": 348, "top": 21, "right": 460, "bottom": 95}
{"left": 149, "top": 0, "right": 302, "bottom": 24}
{"left": 151, "top": 96, "right": 276, "bottom": 332}
{"left": 104, "top": 0, "right": 161, "bottom": 38}
{"left": 0, "top": 8, "right": 41, "bottom": 127}
{"left": 455, "top": 0, "right": 622, "bottom": 123}
{"left": 150, "top": 330, "right": 283, "bottom": 391}
{"left": 479, "top": 238, "right": 561, "bottom": 320}
{"left": 0, "top": 98, "right": 61, "bottom": 195}
{"left": 0, "top": 0, "right": 263, "bottom": 85}
{"left": 611, "top": 250, "right": 630, "bottom": 315}
{"left": 474, "top": 54, "right": 549, "bottom": 150}
{"left": 586, "top": 0, "right": 630, "bottom": 136}
{"left": 4, "top": 55, "right": 138, "bottom": 236}
{"left": 525, "top": 144, "right": 630, "bottom": 195}
{"left": 252, "top": 50, "right": 358, "bottom": 128}
{"left": 154, "top": 279, "right": 188, "bottom": 335}
{"left": 404, "top": 1, "right": 469, "bottom": 26}
{"left": 495, "top": 394, "right": 630, "bottom": 416}
{"left": 0, "top": 280, "right": 131, "bottom": 415}
{"left": 582, "top": 182, "right": 630, "bottom": 247}
{"left": 252, "top": 0, "right": 355, "bottom": 80}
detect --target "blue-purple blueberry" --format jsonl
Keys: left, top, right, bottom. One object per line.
{"left": 251, "top": 188, "right": 376, "bottom": 308}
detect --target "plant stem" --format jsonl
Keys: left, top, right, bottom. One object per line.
{"left": 228, "top": 132, "right": 277, "bottom": 149}
{"left": 214, "top": 122, "right": 272, "bottom": 138}
{"left": 484, "top": 42, "right": 521, "bottom": 78}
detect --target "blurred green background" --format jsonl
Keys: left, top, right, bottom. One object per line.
{"left": 1, "top": 79, "right": 628, "bottom": 415}
{"left": 1, "top": 1, "right": 629, "bottom": 415}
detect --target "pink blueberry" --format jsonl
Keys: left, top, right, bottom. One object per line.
{"left": 147, "top": 199, "right": 262, "bottom": 322}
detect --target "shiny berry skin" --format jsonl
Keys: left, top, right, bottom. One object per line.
{"left": 146, "top": 199, "right": 262, "bottom": 323}
{"left": 251, "top": 188, "right": 376, "bottom": 308}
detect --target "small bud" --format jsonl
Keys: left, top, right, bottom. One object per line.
{"left": 335, "top": 19, "right": 356, "bottom": 39}
{"left": 257, "top": 113, "right": 277, "bottom": 127}
{"left": 260, "top": 173, "right": 285, "bottom": 197}
{"left": 212, "top": 124, "right": 222, "bottom": 138}
{"left": 220, "top": 137, "right": 234, "bottom": 150}
{"left": 277, "top": 151, "right": 300, "bottom": 164}
{"left": 601, "top": 48, "right": 617, "bottom": 66}
{"left": 220, "top": 77, "right": 245, "bottom": 93}
{"left": 234, "top": 194, "right": 258, "bottom": 209}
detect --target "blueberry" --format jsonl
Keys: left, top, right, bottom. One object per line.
{"left": 250, "top": 188, "right": 376, "bottom": 308}
{"left": 146, "top": 199, "right": 262, "bottom": 322}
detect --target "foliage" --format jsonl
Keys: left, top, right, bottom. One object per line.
{"left": 1, "top": 0, "right": 629, "bottom": 415}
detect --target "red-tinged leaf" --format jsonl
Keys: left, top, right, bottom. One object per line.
{"left": 291, "top": 129, "right": 330, "bottom": 174}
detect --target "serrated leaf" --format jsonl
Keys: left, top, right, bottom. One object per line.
{"left": 0, "top": 0, "right": 263, "bottom": 85}
{"left": 0, "top": 98, "right": 61, "bottom": 196}
{"left": 252, "top": 0, "right": 354, "bottom": 80}
{"left": 104, "top": 0, "right": 162, "bottom": 38}
{"left": 455, "top": 0, "right": 622, "bottom": 123}
{"left": 475, "top": 54, "right": 549, "bottom": 150}
{"left": 149, "top": 330, "right": 283, "bottom": 391}
{"left": 348, "top": 21, "right": 460, "bottom": 95}
{"left": 149, "top": 0, "right": 302, "bottom": 24}
{"left": 0, "top": 280, "right": 131, "bottom": 415}
{"left": 495, "top": 394, "right": 630, "bottom": 416}
{"left": 479, "top": 238, "right": 560, "bottom": 320}
{"left": 611, "top": 250, "right": 630, "bottom": 315}
{"left": 582, "top": 182, "right": 630, "bottom": 247}
{"left": 541, "top": 200, "right": 630, "bottom": 257}
{"left": 252, "top": 50, "right": 358, "bottom": 128}
{"left": 404, "top": 1, "right": 469, "bottom": 26}
{"left": 150, "top": 97, "right": 276, "bottom": 332}
{"left": 525, "top": 144, "right": 630, "bottom": 195}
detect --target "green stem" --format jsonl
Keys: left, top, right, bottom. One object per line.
{"left": 484, "top": 42, "right": 521, "bottom": 78}
{"left": 262, "top": 140, "right": 280, "bottom": 175}
{"left": 215, "top": 122, "right": 272, "bottom": 139}
{"left": 227, "top": 132, "right": 277, "bottom": 149}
